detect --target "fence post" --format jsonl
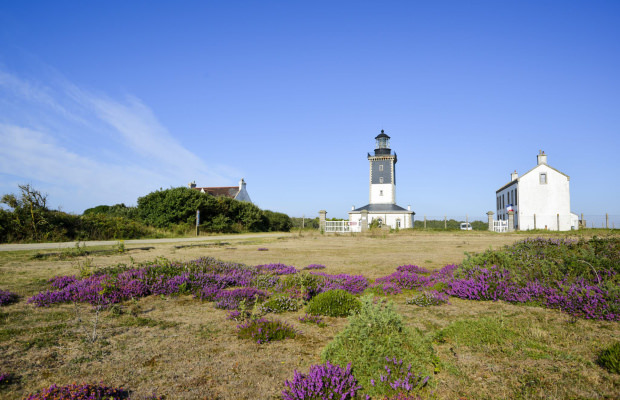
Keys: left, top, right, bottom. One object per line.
{"left": 319, "top": 210, "right": 327, "bottom": 233}
{"left": 534, "top": 213, "right": 537, "bottom": 230}
{"left": 487, "top": 211, "right": 494, "bottom": 231}
{"left": 557, "top": 213, "right": 560, "bottom": 231}
{"left": 361, "top": 210, "right": 369, "bottom": 232}
{"left": 444, "top": 215, "right": 447, "bottom": 229}
{"left": 424, "top": 215, "right": 427, "bottom": 229}
{"left": 606, "top": 213, "right": 609, "bottom": 229}
{"left": 508, "top": 211, "right": 515, "bottom": 232}
{"left": 581, "top": 213, "right": 585, "bottom": 229}
{"left": 466, "top": 214, "right": 469, "bottom": 226}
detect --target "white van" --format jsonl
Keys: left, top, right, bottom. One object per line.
{"left": 460, "top": 222, "right": 472, "bottom": 231}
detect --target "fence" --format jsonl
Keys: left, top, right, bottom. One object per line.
{"left": 493, "top": 220, "right": 508, "bottom": 233}
{"left": 324, "top": 220, "right": 351, "bottom": 233}
{"left": 413, "top": 215, "right": 487, "bottom": 230}
{"left": 580, "top": 214, "right": 620, "bottom": 229}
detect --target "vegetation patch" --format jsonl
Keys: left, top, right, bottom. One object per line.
{"left": 236, "top": 318, "right": 297, "bottom": 344}
{"left": 282, "top": 361, "right": 361, "bottom": 400}
{"left": 322, "top": 296, "right": 435, "bottom": 397}
{"left": 597, "top": 341, "right": 620, "bottom": 374}
{"left": 305, "top": 289, "right": 361, "bottom": 317}
{"left": 0, "top": 289, "right": 18, "bottom": 306}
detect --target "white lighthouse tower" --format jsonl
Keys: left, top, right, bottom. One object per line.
{"left": 348, "top": 130, "right": 414, "bottom": 231}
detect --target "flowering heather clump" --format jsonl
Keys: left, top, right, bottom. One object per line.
{"left": 282, "top": 361, "right": 362, "bottom": 400}
{"left": 256, "top": 263, "right": 298, "bottom": 275}
{"left": 49, "top": 275, "right": 79, "bottom": 290}
{"left": 214, "top": 287, "right": 269, "bottom": 310}
{"left": 303, "top": 264, "right": 326, "bottom": 270}
{"left": 368, "top": 357, "right": 430, "bottom": 397}
{"left": 198, "top": 285, "right": 221, "bottom": 301}
{"left": 237, "top": 318, "right": 297, "bottom": 344}
{"left": 446, "top": 265, "right": 619, "bottom": 320}
{"left": 0, "top": 289, "right": 18, "bottom": 306}
{"left": 406, "top": 291, "right": 449, "bottom": 307}
{"left": 258, "top": 247, "right": 269, "bottom": 251}
{"left": 23, "top": 382, "right": 130, "bottom": 400}
{"left": 311, "top": 272, "right": 369, "bottom": 294}
{"left": 28, "top": 256, "right": 261, "bottom": 307}
{"left": 298, "top": 313, "right": 326, "bottom": 327}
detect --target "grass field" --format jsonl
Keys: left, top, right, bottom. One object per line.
{"left": 0, "top": 230, "right": 618, "bottom": 399}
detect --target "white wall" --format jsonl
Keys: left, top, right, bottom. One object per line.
{"left": 369, "top": 183, "right": 395, "bottom": 204}
{"left": 518, "top": 164, "right": 571, "bottom": 230}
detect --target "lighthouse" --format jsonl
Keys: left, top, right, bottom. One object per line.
{"left": 348, "top": 130, "right": 414, "bottom": 231}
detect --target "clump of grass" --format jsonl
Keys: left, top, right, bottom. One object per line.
{"left": 434, "top": 316, "right": 516, "bottom": 348}
{"left": 236, "top": 318, "right": 297, "bottom": 344}
{"left": 306, "top": 289, "right": 361, "bottom": 317}
{"left": 597, "top": 342, "right": 620, "bottom": 374}
{"left": 321, "top": 295, "right": 435, "bottom": 397}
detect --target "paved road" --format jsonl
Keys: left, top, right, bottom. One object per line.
{"left": 0, "top": 232, "right": 294, "bottom": 252}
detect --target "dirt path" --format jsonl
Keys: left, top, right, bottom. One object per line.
{"left": 0, "top": 232, "right": 294, "bottom": 251}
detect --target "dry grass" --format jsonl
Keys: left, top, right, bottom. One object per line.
{"left": 0, "top": 230, "right": 618, "bottom": 399}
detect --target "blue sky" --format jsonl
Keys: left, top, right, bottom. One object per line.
{"left": 0, "top": 1, "right": 618, "bottom": 220}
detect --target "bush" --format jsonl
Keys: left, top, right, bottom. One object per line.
{"left": 236, "top": 318, "right": 297, "bottom": 344}
{"left": 260, "top": 295, "right": 301, "bottom": 313}
{"left": 306, "top": 289, "right": 361, "bottom": 317}
{"left": 282, "top": 361, "right": 361, "bottom": 400}
{"left": 321, "top": 296, "right": 435, "bottom": 397}
{"left": 597, "top": 342, "right": 620, "bottom": 374}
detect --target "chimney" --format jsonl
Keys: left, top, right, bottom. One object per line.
{"left": 188, "top": 181, "right": 196, "bottom": 189}
{"left": 239, "top": 178, "right": 246, "bottom": 190}
{"left": 407, "top": 205, "right": 411, "bottom": 211}
{"left": 351, "top": 205, "right": 355, "bottom": 210}
{"left": 511, "top": 170, "right": 518, "bottom": 181}
{"left": 537, "top": 150, "right": 547, "bottom": 165}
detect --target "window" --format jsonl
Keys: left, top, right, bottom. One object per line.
{"left": 515, "top": 188, "right": 518, "bottom": 205}
{"left": 508, "top": 191, "right": 510, "bottom": 204}
{"left": 379, "top": 177, "right": 384, "bottom": 183}
{"left": 379, "top": 165, "right": 384, "bottom": 172}
{"left": 540, "top": 173, "right": 547, "bottom": 184}
{"left": 396, "top": 219, "right": 401, "bottom": 228}
{"left": 379, "top": 190, "right": 383, "bottom": 196}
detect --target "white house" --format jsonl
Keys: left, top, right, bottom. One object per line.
{"left": 495, "top": 151, "right": 578, "bottom": 231}
{"left": 189, "top": 178, "right": 252, "bottom": 203}
{"left": 348, "top": 130, "right": 414, "bottom": 232}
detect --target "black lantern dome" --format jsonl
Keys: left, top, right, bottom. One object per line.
{"left": 374, "top": 129, "right": 391, "bottom": 156}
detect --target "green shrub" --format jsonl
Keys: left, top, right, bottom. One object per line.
{"left": 321, "top": 296, "right": 435, "bottom": 398}
{"left": 306, "top": 289, "right": 361, "bottom": 317}
{"left": 597, "top": 342, "right": 620, "bottom": 374}
{"left": 260, "top": 295, "right": 301, "bottom": 313}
